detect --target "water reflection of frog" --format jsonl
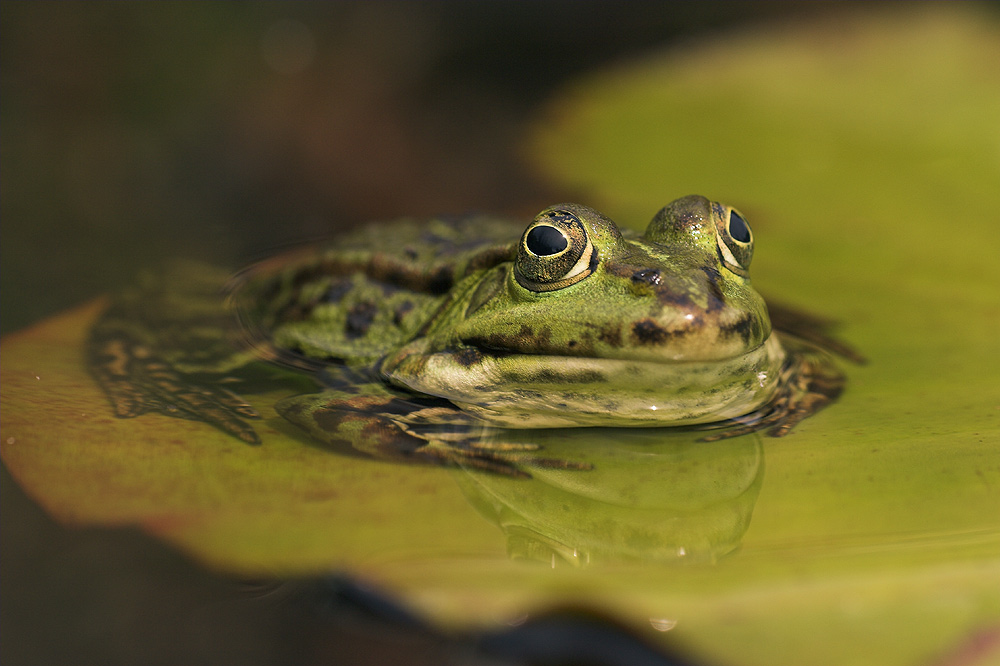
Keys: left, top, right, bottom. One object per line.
{"left": 453, "top": 429, "right": 764, "bottom": 564}
{"left": 88, "top": 196, "right": 862, "bottom": 474}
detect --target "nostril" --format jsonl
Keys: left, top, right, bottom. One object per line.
{"left": 631, "top": 268, "right": 662, "bottom": 286}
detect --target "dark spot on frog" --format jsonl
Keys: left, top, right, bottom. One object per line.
{"left": 454, "top": 347, "right": 484, "bottom": 367}
{"left": 280, "top": 401, "right": 306, "bottom": 418}
{"left": 721, "top": 313, "right": 760, "bottom": 344}
{"left": 346, "top": 301, "right": 378, "bottom": 338}
{"left": 380, "top": 266, "right": 408, "bottom": 288}
{"left": 393, "top": 300, "right": 415, "bottom": 326}
{"left": 324, "top": 279, "right": 354, "bottom": 304}
{"left": 598, "top": 325, "right": 622, "bottom": 347}
{"left": 631, "top": 268, "right": 662, "bottom": 286}
{"left": 609, "top": 258, "right": 701, "bottom": 309}
{"left": 510, "top": 387, "right": 547, "bottom": 401}
{"left": 632, "top": 318, "right": 686, "bottom": 345}
{"left": 426, "top": 266, "right": 454, "bottom": 294}
{"left": 403, "top": 247, "right": 419, "bottom": 261}
{"left": 377, "top": 281, "right": 404, "bottom": 298}
{"left": 374, "top": 262, "right": 453, "bottom": 295}
{"left": 700, "top": 265, "right": 725, "bottom": 308}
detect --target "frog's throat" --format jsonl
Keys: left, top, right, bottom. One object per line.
{"left": 382, "top": 335, "right": 786, "bottom": 429}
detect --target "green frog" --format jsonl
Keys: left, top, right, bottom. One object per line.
{"left": 88, "top": 195, "right": 862, "bottom": 475}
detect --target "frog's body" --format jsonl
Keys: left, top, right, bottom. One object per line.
{"left": 89, "top": 196, "right": 862, "bottom": 475}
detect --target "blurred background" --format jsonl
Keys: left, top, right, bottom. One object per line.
{"left": 1, "top": 1, "right": 856, "bottom": 335}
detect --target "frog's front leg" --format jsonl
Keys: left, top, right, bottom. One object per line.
{"left": 274, "top": 386, "right": 590, "bottom": 477}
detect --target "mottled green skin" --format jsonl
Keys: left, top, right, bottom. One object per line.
{"left": 89, "top": 196, "right": 860, "bottom": 475}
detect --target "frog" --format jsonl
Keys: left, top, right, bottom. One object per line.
{"left": 88, "top": 195, "right": 863, "bottom": 476}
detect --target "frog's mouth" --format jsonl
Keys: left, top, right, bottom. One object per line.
{"left": 453, "top": 302, "right": 773, "bottom": 367}
{"left": 382, "top": 336, "right": 785, "bottom": 429}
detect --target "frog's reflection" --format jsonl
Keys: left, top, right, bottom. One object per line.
{"left": 453, "top": 429, "right": 763, "bottom": 565}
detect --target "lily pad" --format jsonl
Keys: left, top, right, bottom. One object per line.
{"left": 3, "top": 5, "right": 1000, "bottom": 666}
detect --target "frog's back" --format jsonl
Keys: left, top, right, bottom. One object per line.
{"left": 232, "top": 214, "right": 520, "bottom": 365}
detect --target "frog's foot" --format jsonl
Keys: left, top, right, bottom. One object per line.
{"left": 275, "top": 392, "right": 591, "bottom": 477}
{"left": 88, "top": 332, "right": 261, "bottom": 444}
{"left": 702, "top": 347, "right": 846, "bottom": 441}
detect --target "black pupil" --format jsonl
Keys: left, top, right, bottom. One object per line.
{"left": 526, "top": 225, "right": 568, "bottom": 256}
{"left": 729, "top": 212, "right": 751, "bottom": 243}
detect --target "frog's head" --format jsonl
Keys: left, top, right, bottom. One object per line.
{"left": 450, "top": 195, "right": 771, "bottom": 364}
{"left": 384, "top": 196, "right": 781, "bottom": 427}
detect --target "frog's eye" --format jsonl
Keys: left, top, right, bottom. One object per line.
{"left": 716, "top": 207, "right": 754, "bottom": 277}
{"left": 515, "top": 209, "right": 597, "bottom": 292}
{"left": 728, "top": 210, "right": 752, "bottom": 244}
